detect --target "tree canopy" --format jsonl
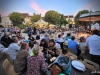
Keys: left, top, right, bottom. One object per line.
{"left": 31, "top": 14, "right": 41, "bottom": 24}
{"left": 44, "top": 10, "right": 60, "bottom": 25}
{"left": 0, "top": 15, "right": 1, "bottom": 23}
{"left": 9, "top": 12, "right": 24, "bottom": 26}
{"left": 75, "top": 10, "right": 89, "bottom": 19}
{"left": 59, "top": 14, "right": 67, "bottom": 27}
{"left": 67, "top": 18, "right": 72, "bottom": 24}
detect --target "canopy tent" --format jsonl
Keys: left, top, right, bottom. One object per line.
{"left": 34, "top": 18, "right": 48, "bottom": 28}
{"left": 91, "top": 23, "right": 99, "bottom": 30}
{"left": 79, "top": 12, "right": 100, "bottom": 22}
{"left": 49, "top": 24, "right": 56, "bottom": 28}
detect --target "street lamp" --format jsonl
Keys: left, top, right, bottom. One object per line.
{"left": 89, "top": 8, "right": 92, "bottom": 31}
{"left": 69, "top": 22, "right": 72, "bottom": 24}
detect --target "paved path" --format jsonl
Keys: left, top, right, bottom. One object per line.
{"left": 22, "top": 31, "right": 74, "bottom": 40}
{"left": 22, "top": 31, "right": 88, "bottom": 43}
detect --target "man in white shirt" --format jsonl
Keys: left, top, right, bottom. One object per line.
{"left": 84, "top": 30, "right": 100, "bottom": 65}
{"left": 7, "top": 37, "right": 20, "bottom": 62}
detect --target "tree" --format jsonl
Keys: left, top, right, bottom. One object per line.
{"left": 44, "top": 10, "right": 60, "bottom": 25}
{"left": 75, "top": 9, "right": 89, "bottom": 20}
{"left": 0, "top": 15, "right": 1, "bottom": 23}
{"left": 9, "top": 12, "right": 24, "bottom": 26}
{"left": 59, "top": 14, "right": 67, "bottom": 27}
{"left": 67, "top": 18, "right": 72, "bottom": 24}
{"left": 31, "top": 14, "right": 41, "bottom": 24}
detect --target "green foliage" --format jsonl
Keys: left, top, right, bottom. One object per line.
{"left": 59, "top": 14, "right": 67, "bottom": 27}
{"left": 31, "top": 14, "right": 41, "bottom": 24}
{"left": 9, "top": 12, "right": 24, "bottom": 26}
{"left": 67, "top": 18, "right": 72, "bottom": 24}
{"left": 75, "top": 9, "right": 89, "bottom": 19}
{"left": 44, "top": 10, "right": 60, "bottom": 25}
{"left": 0, "top": 15, "right": 1, "bottom": 23}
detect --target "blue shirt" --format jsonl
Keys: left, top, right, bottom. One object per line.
{"left": 68, "top": 40, "right": 78, "bottom": 54}
{"left": 66, "top": 36, "right": 71, "bottom": 41}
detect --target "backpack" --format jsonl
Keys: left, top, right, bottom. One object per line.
{"left": 53, "top": 55, "right": 71, "bottom": 71}
{"left": 51, "top": 63, "right": 61, "bottom": 75}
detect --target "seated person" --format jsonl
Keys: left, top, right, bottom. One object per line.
{"left": 16, "top": 32, "right": 22, "bottom": 40}
{"left": 48, "top": 39, "right": 60, "bottom": 63}
{"left": 48, "top": 39, "right": 60, "bottom": 57}
{"left": 7, "top": 37, "right": 21, "bottom": 63}
{"left": 62, "top": 49, "right": 74, "bottom": 60}
{"left": 27, "top": 45, "right": 50, "bottom": 75}
{"left": 55, "top": 34, "right": 64, "bottom": 50}
{"left": 28, "top": 34, "right": 34, "bottom": 48}
{"left": 1, "top": 32, "right": 12, "bottom": 48}
{"left": 79, "top": 37, "right": 86, "bottom": 51}
{"left": 0, "top": 52, "right": 17, "bottom": 75}
{"left": 44, "top": 34, "right": 50, "bottom": 44}
{"left": 35, "top": 35, "right": 41, "bottom": 45}
{"left": 68, "top": 36, "right": 79, "bottom": 55}
{"left": 40, "top": 39, "right": 48, "bottom": 57}
{"left": 66, "top": 33, "right": 71, "bottom": 41}
{"left": 14, "top": 42, "right": 29, "bottom": 75}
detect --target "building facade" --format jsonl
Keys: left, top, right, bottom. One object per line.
{"left": 20, "top": 13, "right": 32, "bottom": 25}
{"left": 1, "top": 16, "right": 13, "bottom": 27}
{"left": 64, "top": 15, "right": 74, "bottom": 22}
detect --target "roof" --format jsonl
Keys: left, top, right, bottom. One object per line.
{"left": 20, "top": 13, "right": 29, "bottom": 18}
{"left": 64, "top": 16, "right": 68, "bottom": 18}
{"left": 37, "top": 18, "right": 46, "bottom": 23}
{"left": 80, "top": 11, "right": 100, "bottom": 18}
{"left": 35, "top": 18, "right": 48, "bottom": 24}
{"left": 79, "top": 16, "right": 100, "bottom": 22}
{"left": 69, "top": 15, "right": 74, "bottom": 18}
{"left": 64, "top": 15, "right": 74, "bottom": 18}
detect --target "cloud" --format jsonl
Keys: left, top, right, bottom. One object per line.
{"left": 83, "top": 0, "right": 98, "bottom": 9}
{"left": 73, "top": 0, "right": 99, "bottom": 16}
{"left": 28, "top": 0, "right": 47, "bottom": 16}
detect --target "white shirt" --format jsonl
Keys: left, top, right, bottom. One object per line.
{"left": 55, "top": 43, "right": 61, "bottom": 49}
{"left": 56, "top": 38, "right": 64, "bottom": 43}
{"left": 36, "top": 39, "right": 41, "bottom": 45}
{"left": 85, "top": 35, "right": 100, "bottom": 55}
{"left": 7, "top": 43, "right": 20, "bottom": 60}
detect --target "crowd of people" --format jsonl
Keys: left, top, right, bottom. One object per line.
{"left": 0, "top": 25, "right": 100, "bottom": 75}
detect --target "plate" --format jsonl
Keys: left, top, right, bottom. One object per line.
{"left": 72, "top": 60, "right": 86, "bottom": 72}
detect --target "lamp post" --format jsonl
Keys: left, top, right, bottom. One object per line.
{"left": 89, "top": 8, "right": 92, "bottom": 31}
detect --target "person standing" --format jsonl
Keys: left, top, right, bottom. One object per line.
{"left": 83, "top": 30, "right": 100, "bottom": 65}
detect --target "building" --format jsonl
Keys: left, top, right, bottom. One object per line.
{"left": 20, "top": 13, "right": 32, "bottom": 25}
{"left": 64, "top": 15, "right": 74, "bottom": 22}
{"left": 1, "top": 16, "right": 13, "bottom": 27}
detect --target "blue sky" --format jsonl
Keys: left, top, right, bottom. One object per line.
{"left": 0, "top": 0, "right": 100, "bottom": 17}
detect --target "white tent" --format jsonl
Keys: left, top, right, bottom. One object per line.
{"left": 91, "top": 23, "right": 99, "bottom": 30}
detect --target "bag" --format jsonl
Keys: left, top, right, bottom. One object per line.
{"left": 64, "top": 63, "right": 72, "bottom": 75}
{"left": 29, "top": 41, "right": 34, "bottom": 48}
{"left": 51, "top": 64, "right": 61, "bottom": 75}
{"left": 53, "top": 55, "right": 71, "bottom": 71}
